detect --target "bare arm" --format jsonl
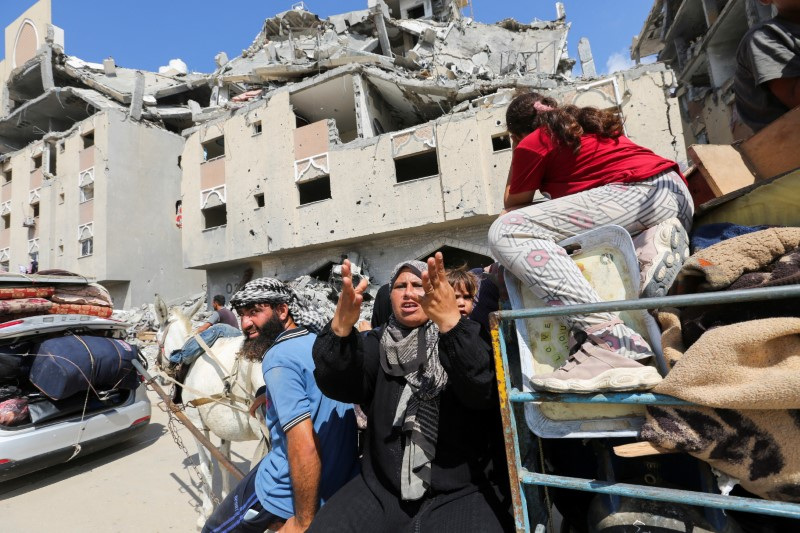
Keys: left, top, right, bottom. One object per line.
{"left": 768, "top": 77, "right": 800, "bottom": 110}
{"left": 284, "top": 418, "right": 321, "bottom": 531}
{"left": 195, "top": 322, "right": 211, "bottom": 333}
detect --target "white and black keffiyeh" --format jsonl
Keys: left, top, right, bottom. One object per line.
{"left": 381, "top": 260, "right": 449, "bottom": 500}
{"left": 230, "top": 277, "right": 329, "bottom": 334}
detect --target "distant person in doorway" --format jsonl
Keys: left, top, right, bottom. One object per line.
{"left": 734, "top": 0, "right": 800, "bottom": 133}
{"left": 196, "top": 294, "right": 239, "bottom": 332}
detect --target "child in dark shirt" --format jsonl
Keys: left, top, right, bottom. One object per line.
{"left": 734, "top": 0, "right": 800, "bottom": 132}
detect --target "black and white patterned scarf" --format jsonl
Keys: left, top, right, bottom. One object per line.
{"left": 230, "top": 277, "right": 328, "bottom": 334}
{"left": 381, "top": 260, "right": 449, "bottom": 500}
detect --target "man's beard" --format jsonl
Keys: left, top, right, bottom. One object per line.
{"left": 240, "top": 315, "right": 285, "bottom": 361}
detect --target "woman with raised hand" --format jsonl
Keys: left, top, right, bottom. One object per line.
{"left": 309, "top": 253, "right": 511, "bottom": 532}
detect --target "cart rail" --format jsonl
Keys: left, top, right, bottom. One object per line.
{"left": 490, "top": 284, "right": 800, "bottom": 532}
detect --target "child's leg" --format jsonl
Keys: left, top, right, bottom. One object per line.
{"left": 488, "top": 171, "right": 691, "bottom": 357}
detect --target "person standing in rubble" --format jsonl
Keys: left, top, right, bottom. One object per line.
{"left": 308, "top": 254, "right": 512, "bottom": 532}
{"left": 196, "top": 294, "right": 239, "bottom": 333}
{"left": 488, "top": 92, "right": 694, "bottom": 393}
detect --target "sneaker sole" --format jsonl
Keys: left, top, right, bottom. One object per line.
{"left": 531, "top": 367, "right": 662, "bottom": 393}
{"left": 641, "top": 222, "right": 689, "bottom": 299}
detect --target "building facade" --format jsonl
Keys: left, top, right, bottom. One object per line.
{"left": 0, "top": 0, "right": 205, "bottom": 308}
{"left": 632, "top": 0, "right": 776, "bottom": 145}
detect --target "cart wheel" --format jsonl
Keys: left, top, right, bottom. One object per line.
{"left": 588, "top": 495, "right": 742, "bottom": 533}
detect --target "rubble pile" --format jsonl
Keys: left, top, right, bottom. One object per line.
{"left": 119, "top": 274, "right": 377, "bottom": 367}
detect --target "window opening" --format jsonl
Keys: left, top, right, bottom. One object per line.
{"left": 407, "top": 4, "right": 426, "bottom": 19}
{"left": 80, "top": 182, "right": 94, "bottom": 202}
{"left": 80, "top": 238, "right": 93, "bottom": 257}
{"left": 82, "top": 131, "right": 95, "bottom": 149}
{"left": 49, "top": 147, "right": 57, "bottom": 176}
{"left": 1, "top": 214, "right": 9, "bottom": 229}
{"left": 32, "top": 203, "right": 40, "bottom": 219}
{"left": 32, "top": 154, "right": 42, "bottom": 170}
{"left": 202, "top": 136, "right": 225, "bottom": 161}
{"left": 58, "top": 141, "right": 65, "bottom": 153}
{"left": 492, "top": 134, "right": 511, "bottom": 152}
{"left": 0, "top": 261, "right": 8, "bottom": 272}
{"left": 59, "top": 192, "right": 65, "bottom": 204}
{"left": 394, "top": 150, "right": 439, "bottom": 183}
{"left": 252, "top": 121, "right": 263, "bottom": 135}
{"left": 2, "top": 170, "right": 10, "bottom": 184}
{"left": 58, "top": 244, "right": 64, "bottom": 256}
{"left": 254, "top": 193, "right": 265, "bottom": 208}
{"left": 298, "top": 176, "right": 332, "bottom": 205}
{"left": 202, "top": 205, "right": 227, "bottom": 229}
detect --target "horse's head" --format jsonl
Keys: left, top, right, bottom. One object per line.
{"left": 154, "top": 294, "right": 204, "bottom": 368}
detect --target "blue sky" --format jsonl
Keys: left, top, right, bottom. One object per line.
{"left": 2, "top": 0, "right": 653, "bottom": 75}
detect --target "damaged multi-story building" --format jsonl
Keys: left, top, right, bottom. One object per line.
{"left": 631, "top": 0, "right": 776, "bottom": 145}
{"left": 1, "top": 0, "right": 688, "bottom": 307}
{"left": 180, "top": 0, "right": 687, "bottom": 299}
{"left": 0, "top": 0, "right": 205, "bottom": 307}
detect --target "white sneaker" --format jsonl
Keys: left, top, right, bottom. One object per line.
{"left": 634, "top": 218, "right": 690, "bottom": 298}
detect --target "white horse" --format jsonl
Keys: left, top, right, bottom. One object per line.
{"left": 154, "top": 296, "right": 268, "bottom": 528}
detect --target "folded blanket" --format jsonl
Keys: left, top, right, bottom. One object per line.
{"left": 50, "top": 283, "right": 113, "bottom": 308}
{"left": 642, "top": 314, "right": 800, "bottom": 501}
{"left": 0, "top": 298, "right": 53, "bottom": 318}
{"left": 642, "top": 406, "right": 800, "bottom": 502}
{"left": 679, "top": 227, "right": 800, "bottom": 291}
{"left": 48, "top": 304, "right": 113, "bottom": 318}
{"left": 654, "top": 317, "right": 800, "bottom": 409}
{"left": 690, "top": 223, "right": 772, "bottom": 253}
{"left": 0, "top": 287, "right": 55, "bottom": 300}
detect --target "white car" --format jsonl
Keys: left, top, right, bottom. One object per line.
{"left": 0, "top": 314, "right": 151, "bottom": 482}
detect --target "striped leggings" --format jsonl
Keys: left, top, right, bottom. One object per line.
{"left": 488, "top": 171, "right": 693, "bottom": 336}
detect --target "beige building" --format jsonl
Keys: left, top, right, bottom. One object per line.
{"left": 0, "top": 0, "right": 205, "bottom": 308}
{"left": 632, "top": 0, "right": 776, "bottom": 145}
{"left": 179, "top": 3, "right": 686, "bottom": 300}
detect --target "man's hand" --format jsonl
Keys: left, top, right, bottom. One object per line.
{"left": 331, "top": 259, "right": 369, "bottom": 337}
{"left": 196, "top": 322, "right": 211, "bottom": 333}
{"left": 410, "top": 252, "right": 462, "bottom": 334}
{"left": 279, "top": 516, "right": 307, "bottom": 532}
{"left": 249, "top": 394, "right": 266, "bottom": 418}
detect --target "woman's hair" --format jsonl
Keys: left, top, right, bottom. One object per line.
{"left": 505, "top": 92, "right": 624, "bottom": 152}
{"left": 446, "top": 266, "right": 478, "bottom": 298}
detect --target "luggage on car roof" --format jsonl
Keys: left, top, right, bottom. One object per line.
{"left": 29, "top": 335, "right": 139, "bottom": 400}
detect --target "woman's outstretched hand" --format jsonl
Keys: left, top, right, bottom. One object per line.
{"left": 331, "top": 259, "right": 369, "bottom": 337}
{"left": 411, "top": 252, "right": 462, "bottom": 333}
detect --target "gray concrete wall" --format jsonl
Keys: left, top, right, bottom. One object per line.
{"left": 104, "top": 108, "right": 205, "bottom": 307}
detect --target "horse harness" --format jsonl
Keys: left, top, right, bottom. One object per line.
{"left": 157, "top": 319, "right": 254, "bottom": 413}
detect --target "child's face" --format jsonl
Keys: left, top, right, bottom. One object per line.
{"left": 453, "top": 283, "right": 475, "bottom": 317}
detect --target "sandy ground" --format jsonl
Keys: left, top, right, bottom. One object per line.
{"left": 0, "top": 390, "right": 260, "bottom": 533}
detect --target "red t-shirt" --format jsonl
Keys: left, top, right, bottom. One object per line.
{"left": 508, "top": 128, "right": 682, "bottom": 199}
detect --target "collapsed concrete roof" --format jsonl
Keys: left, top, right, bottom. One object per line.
{"left": 0, "top": 86, "right": 123, "bottom": 154}
{"left": 212, "top": 5, "right": 571, "bottom": 92}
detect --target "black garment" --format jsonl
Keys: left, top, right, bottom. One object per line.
{"left": 308, "top": 467, "right": 506, "bottom": 532}
{"left": 216, "top": 307, "right": 240, "bottom": 329}
{"left": 311, "top": 317, "right": 512, "bottom": 531}
{"left": 370, "top": 283, "right": 392, "bottom": 328}
{"left": 202, "top": 459, "right": 285, "bottom": 533}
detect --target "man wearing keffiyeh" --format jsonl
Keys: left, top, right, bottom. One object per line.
{"left": 202, "top": 277, "right": 358, "bottom": 533}
{"left": 309, "top": 254, "right": 512, "bottom": 531}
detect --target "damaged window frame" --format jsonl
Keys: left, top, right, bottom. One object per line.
{"left": 201, "top": 136, "right": 226, "bottom": 162}
{"left": 79, "top": 169, "right": 95, "bottom": 204}
{"left": 297, "top": 175, "right": 332, "bottom": 206}
{"left": 394, "top": 148, "right": 440, "bottom": 184}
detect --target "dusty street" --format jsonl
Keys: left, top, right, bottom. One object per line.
{"left": 0, "top": 390, "right": 260, "bottom": 533}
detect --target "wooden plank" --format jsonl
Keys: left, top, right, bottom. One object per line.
{"left": 136, "top": 330, "right": 157, "bottom": 342}
{"left": 687, "top": 144, "right": 755, "bottom": 197}
{"left": 613, "top": 441, "right": 680, "bottom": 458}
{"left": 739, "top": 105, "right": 800, "bottom": 180}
